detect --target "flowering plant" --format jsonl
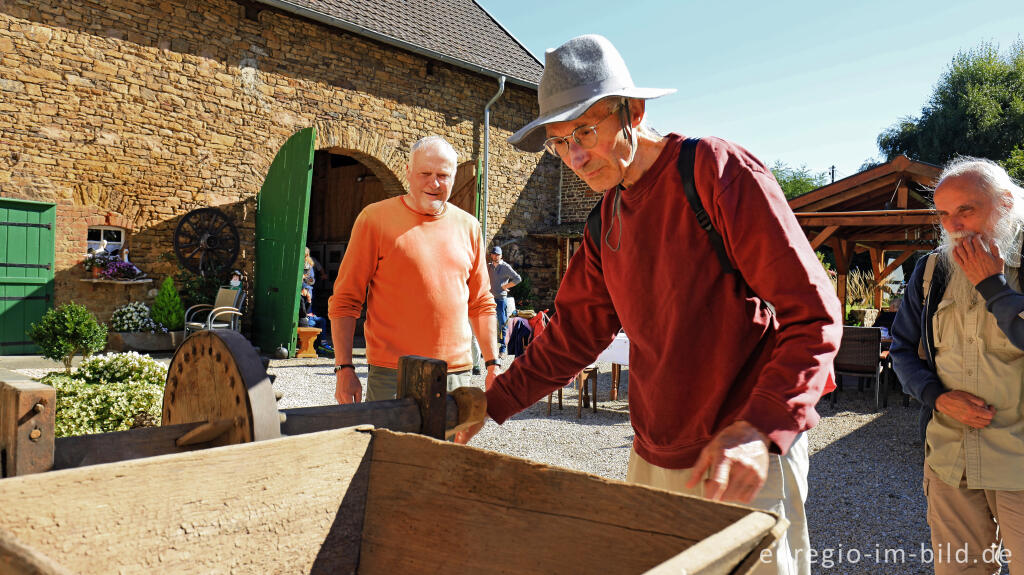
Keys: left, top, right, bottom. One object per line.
{"left": 82, "top": 251, "right": 114, "bottom": 272}
{"left": 46, "top": 351, "right": 167, "bottom": 437}
{"left": 101, "top": 259, "right": 143, "bottom": 280}
{"left": 110, "top": 302, "right": 167, "bottom": 333}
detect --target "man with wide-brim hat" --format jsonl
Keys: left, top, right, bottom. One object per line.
{"left": 460, "top": 34, "right": 842, "bottom": 574}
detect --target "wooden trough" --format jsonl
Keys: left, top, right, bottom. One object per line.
{"left": 0, "top": 427, "right": 784, "bottom": 574}
{"left": 0, "top": 331, "right": 786, "bottom": 574}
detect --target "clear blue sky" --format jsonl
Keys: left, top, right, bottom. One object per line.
{"left": 477, "top": 0, "right": 1023, "bottom": 180}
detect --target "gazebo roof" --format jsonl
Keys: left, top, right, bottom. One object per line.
{"left": 788, "top": 155, "right": 943, "bottom": 253}
{"left": 788, "top": 155, "right": 944, "bottom": 310}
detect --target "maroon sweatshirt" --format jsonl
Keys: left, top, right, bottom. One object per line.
{"left": 486, "top": 134, "right": 842, "bottom": 469}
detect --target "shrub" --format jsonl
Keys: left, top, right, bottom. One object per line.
{"left": 151, "top": 277, "right": 185, "bottom": 331}
{"left": 46, "top": 352, "right": 166, "bottom": 437}
{"left": 26, "top": 302, "right": 108, "bottom": 374}
{"left": 508, "top": 273, "right": 533, "bottom": 308}
{"left": 110, "top": 302, "right": 167, "bottom": 333}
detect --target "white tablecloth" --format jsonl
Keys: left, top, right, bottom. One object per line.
{"left": 596, "top": 332, "right": 629, "bottom": 365}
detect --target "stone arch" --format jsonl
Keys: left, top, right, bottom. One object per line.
{"left": 314, "top": 121, "right": 406, "bottom": 196}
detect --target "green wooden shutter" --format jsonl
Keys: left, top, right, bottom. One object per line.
{"left": 0, "top": 198, "right": 56, "bottom": 355}
{"left": 254, "top": 128, "right": 315, "bottom": 356}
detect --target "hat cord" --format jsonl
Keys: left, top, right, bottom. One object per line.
{"left": 603, "top": 99, "right": 636, "bottom": 253}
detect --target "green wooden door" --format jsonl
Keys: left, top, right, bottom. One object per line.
{"left": 254, "top": 128, "right": 315, "bottom": 356}
{"left": 0, "top": 198, "right": 56, "bottom": 355}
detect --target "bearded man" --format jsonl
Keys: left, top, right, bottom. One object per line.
{"left": 891, "top": 157, "right": 1024, "bottom": 575}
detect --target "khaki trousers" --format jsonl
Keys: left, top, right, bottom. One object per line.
{"left": 626, "top": 433, "right": 810, "bottom": 575}
{"left": 365, "top": 364, "right": 471, "bottom": 402}
{"left": 924, "top": 463, "right": 1024, "bottom": 574}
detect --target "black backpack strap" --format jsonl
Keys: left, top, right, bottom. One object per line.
{"left": 678, "top": 137, "right": 736, "bottom": 274}
{"left": 585, "top": 196, "right": 604, "bottom": 255}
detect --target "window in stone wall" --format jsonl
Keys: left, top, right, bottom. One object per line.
{"left": 87, "top": 226, "right": 124, "bottom": 255}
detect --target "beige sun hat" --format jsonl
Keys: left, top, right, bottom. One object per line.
{"left": 508, "top": 34, "right": 676, "bottom": 153}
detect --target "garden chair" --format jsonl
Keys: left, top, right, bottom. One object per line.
{"left": 183, "top": 287, "right": 246, "bottom": 337}
{"left": 831, "top": 326, "right": 887, "bottom": 410}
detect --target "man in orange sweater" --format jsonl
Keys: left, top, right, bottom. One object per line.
{"left": 328, "top": 136, "right": 499, "bottom": 405}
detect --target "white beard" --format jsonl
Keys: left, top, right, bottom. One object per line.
{"left": 939, "top": 214, "right": 1024, "bottom": 302}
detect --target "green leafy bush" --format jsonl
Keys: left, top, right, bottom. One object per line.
{"left": 27, "top": 302, "right": 108, "bottom": 374}
{"left": 110, "top": 302, "right": 166, "bottom": 333}
{"left": 151, "top": 277, "right": 185, "bottom": 331}
{"left": 508, "top": 273, "right": 533, "bottom": 308}
{"left": 46, "top": 352, "right": 167, "bottom": 437}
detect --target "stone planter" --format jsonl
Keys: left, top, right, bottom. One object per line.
{"left": 846, "top": 308, "right": 880, "bottom": 327}
{"left": 108, "top": 331, "right": 186, "bottom": 352}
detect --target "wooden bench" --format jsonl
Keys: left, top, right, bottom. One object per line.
{"left": 296, "top": 326, "right": 321, "bottom": 358}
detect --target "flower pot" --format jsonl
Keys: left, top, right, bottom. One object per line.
{"left": 115, "top": 331, "right": 178, "bottom": 352}
{"left": 91, "top": 267, "right": 101, "bottom": 279}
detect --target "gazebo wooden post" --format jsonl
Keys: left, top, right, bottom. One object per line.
{"left": 869, "top": 247, "right": 883, "bottom": 309}
{"left": 831, "top": 238, "right": 851, "bottom": 321}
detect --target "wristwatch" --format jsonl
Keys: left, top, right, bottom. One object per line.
{"left": 333, "top": 364, "right": 355, "bottom": 373}
{"left": 484, "top": 359, "right": 499, "bottom": 368}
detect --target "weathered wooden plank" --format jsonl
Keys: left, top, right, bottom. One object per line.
{"left": 396, "top": 355, "right": 447, "bottom": 440}
{"left": 0, "top": 380, "right": 55, "bottom": 477}
{"left": 281, "top": 396, "right": 459, "bottom": 436}
{"left": 359, "top": 430, "right": 778, "bottom": 575}
{"left": 0, "top": 427, "right": 373, "bottom": 574}
{"left": 643, "top": 511, "right": 778, "bottom": 575}
{"left": 0, "top": 528, "right": 72, "bottom": 575}
{"left": 52, "top": 421, "right": 213, "bottom": 470}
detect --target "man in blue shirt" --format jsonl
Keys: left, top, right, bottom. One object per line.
{"left": 487, "top": 246, "right": 521, "bottom": 356}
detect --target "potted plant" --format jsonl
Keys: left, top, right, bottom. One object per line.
{"left": 101, "top": 259, "right": 145, "bottom": 281}
{"left": 82, "top": 251, "right": 113, "bottom": 278}
{"left": 150, "top": 277, "right": 186, "bottom": 347}
{"left": 107, "top": 301, "right": 174, "bottom": 352}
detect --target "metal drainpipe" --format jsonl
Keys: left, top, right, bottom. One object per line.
{"left": 481, "top": 76, "right": 506, "bottom": 243}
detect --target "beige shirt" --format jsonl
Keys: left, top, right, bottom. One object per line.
{"left": 929, "top": 269, "right": 1024, "bottom": 490}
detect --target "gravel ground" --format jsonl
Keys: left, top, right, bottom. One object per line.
{"left": 15, "top": 349, "right": 934, "bottom": 574}
{"left": 267, "top": 350, "right": 935, "bottom": 575}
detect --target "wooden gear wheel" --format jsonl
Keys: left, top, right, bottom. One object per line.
{"left": 172, "top": 207, "right": 240, "bottom": 276}
{"left": 163, "top": 330, "right": 280, "bottom": 447}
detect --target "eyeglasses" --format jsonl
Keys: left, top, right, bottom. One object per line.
{"left": 542, "top": 106, "right": 620, "bottom": 157}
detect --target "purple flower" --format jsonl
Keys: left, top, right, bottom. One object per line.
{"left": 102, "top": 260, "right": 141, "bottom": 280}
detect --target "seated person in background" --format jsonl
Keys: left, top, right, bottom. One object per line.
{"left": 299, "top": 286, "right": 333, "bottom": 356}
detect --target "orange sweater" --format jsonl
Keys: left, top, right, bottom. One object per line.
{"left": 327, "top": 196, "right": 495, "bottom": 371}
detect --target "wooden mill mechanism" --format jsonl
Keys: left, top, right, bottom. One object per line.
{"left": 0, "top": 330, "right": 484, "bottom": 477}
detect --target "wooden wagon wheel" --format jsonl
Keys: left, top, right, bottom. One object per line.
{"left": 172, "top": 207, "right": 240, "bottom": 276}
{"left": 162, "top": 330, "right": 280, "bottom": 447}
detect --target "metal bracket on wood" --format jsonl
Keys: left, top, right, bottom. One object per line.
{"left": 396, "top": 356, "right": 448, "bottom": 440}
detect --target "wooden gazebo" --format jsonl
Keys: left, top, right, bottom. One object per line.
{"left": 788, "top": 155, "right": 942, "bottom": 310}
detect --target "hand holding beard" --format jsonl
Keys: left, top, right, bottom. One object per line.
{"left": 952, "top": 233, "right": 1004, "bottom": 286}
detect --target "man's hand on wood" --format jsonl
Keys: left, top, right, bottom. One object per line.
{"left": 686, "top": 420, "right": 770, "bottom": 503}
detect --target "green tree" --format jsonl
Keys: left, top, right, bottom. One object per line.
{"left": 770, "top": 161, "right": 829, "bottom": 199}
{"left": 151, "top": 276, "right": 185, "bottom": 331}
{"left": 877, "top": 40, "right": 1024, "bottom": 165}
{"left": 1004, "top": 146, "right": 1024, "bottom": 182}
{"left": 27, "top": 302, "right": 108, "bottom": 373}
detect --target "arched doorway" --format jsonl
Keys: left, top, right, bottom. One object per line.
{"left": 305, "top": 149, "right": 404, "bottom": 320}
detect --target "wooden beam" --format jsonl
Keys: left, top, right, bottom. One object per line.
{"left": 897, "top": 182, "right": 909, "bottom": 209}
{"left": 0, "top": 380, "right": 55, "bottom": 478}
{"left": 788, "top": 159, "right": 903, "bottom": 210}
{"left": 878, "top": 251, "right": 916, "bottom": 283}
{"left": 798, "top": 173, "right": 902, "bottom": 213}
{"left": 795, "top": 211, "right": 938, "bottom": 227}
{"left": 810, "top": 226, "right": 839, "bottom": 250}
{"left": 870, "top": 248, "right": 883, "bottom": 309}
{"left": 397, "top": 356, "right": 448, "bottom": 440}
{"left": 815, "top": 231, "right": 938, "bottom": 242}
